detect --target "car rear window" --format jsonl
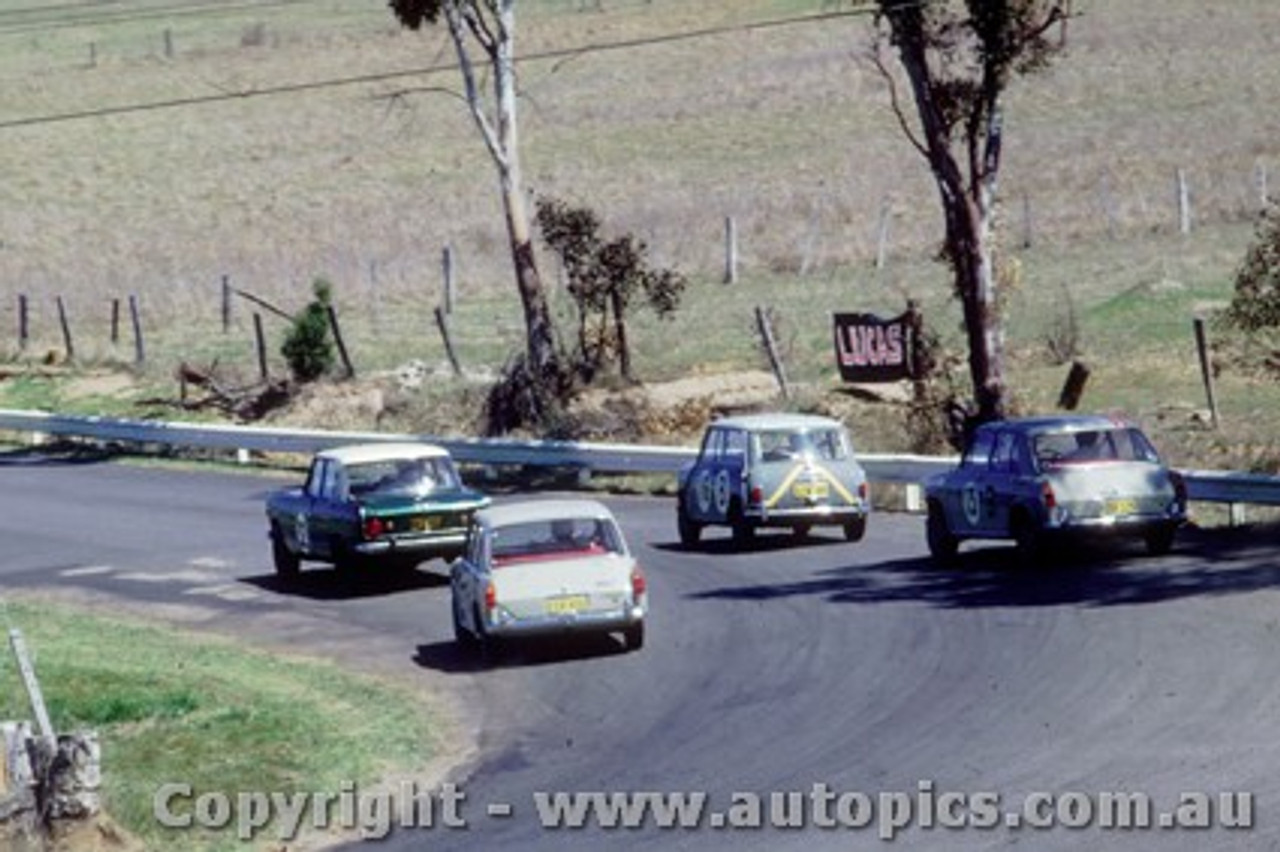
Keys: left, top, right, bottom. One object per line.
{"left": 1033, "top": 428, "right": 1161, "bottom": 468}
{"left": 491, "top": 517, "right": 624, "bottom": 566}
{"left": 347, "top": 457, "right": 461, "bottom": 497}
{"left": 754, "top": 428, "right": 850, "bottom": 463}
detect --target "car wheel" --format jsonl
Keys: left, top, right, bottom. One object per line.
{"left": 926, "top": 503, "right": 958, "bottom": 563}
{"left": 624, "top": 621, "right": 645, "bottom": 652}
{"left": 270, "top": 524, "right": 300, "bottom": 580}
{"left": 676, "top": 493, "right": 702, "bottom": 547}
{"left": 729, "top": 500, "right": 755, "bottom": 549}
{"left": 1144, "top": 524, "right": 1177, "bottom": 556}
{"left": 1011, "top": 511, "right": 1043, "bottom": 563}
{"left": 333, "top": 541, "right": 361, "bottom": 584}
{"left": 842, "top": 517, "right": 867, "bottom": 543}
{"left": 474, "top": 606, "right": 503, "bottom": 663}
{"left": 452, "top": 598, "right": 477, "bottom": 648}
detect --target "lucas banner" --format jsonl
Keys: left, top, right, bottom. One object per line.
{"left": 833, "top": 311, "right": 917, "bottom": 383}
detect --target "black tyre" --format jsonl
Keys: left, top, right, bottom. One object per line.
{"left": 452, "top": 598, "right": 477, "bottom": 648}
{"left": 270, "top": 524, "right": 300, "bottom": 579}
{"left": 624, "top": 622, "right": 645, "bottom": 651}
{"left": 677, "top": 493, "right": 703, "bottom": 546}
{"left": 842, "top": 516, "right": 867, "bottom": 543}
{"left": 792, "top": 523, "right": 813, "bottom": 540}
{"left": 926, "top": 503, "right": 958, "bottom": 563}
{"left": 1144, "top": 524, "right": 1177, "bottom": 556}
{"left": 729, "top": 500, "right": 755, "bottom": 549}
{"left": 1011, "top": 511, "right": 1043, "bottom": 563}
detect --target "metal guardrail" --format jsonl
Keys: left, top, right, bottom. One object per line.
{"left": 2, "top": 409, "right": 1278, "bottom": 505}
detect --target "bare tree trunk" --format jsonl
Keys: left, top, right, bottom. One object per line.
{"left": 445, "top": 1, "right": 559, "bottom": 383}
{"left": 883, "top": 7, "right": 1008, "bottom": 425}
{"left": 610, "top": 290, "right": 632, "bottom": 383}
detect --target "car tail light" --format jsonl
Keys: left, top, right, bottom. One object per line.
{"left": 363, "top": 517, "right": 385, "bottom": 539}
{"left": 1170, "top": 470, "right": 1187, "bottom": 502}
{"left": 1040, "top": 481, "right": 1057, "bottom": 509}
{"left": 631, "top": 566, "right": 647, "bottom": 601}
{"left": 749, "top": 485, "right": 763, "bottom": 505}
{"left": 858, "top": 482, "right": 869, "bottom": 502}
{"left": 484, "top": 581, "right": 497, "bottom": 612}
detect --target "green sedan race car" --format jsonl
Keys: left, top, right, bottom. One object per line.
{"left": 924, "top": 415, "right": 1188, "bottom": 564}
{"left": 265, "top": 442, "right": 490, "bottom": 580}
{"left": 677, "top": 413, "right": 870, "bottom": 547}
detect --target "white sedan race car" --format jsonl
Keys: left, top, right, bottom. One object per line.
{"left": 450, "top": 499, "right": 648, "bottom": 655}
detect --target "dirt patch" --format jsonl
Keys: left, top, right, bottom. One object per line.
{"left": 62, "top": 373, "right": 137, "bottom": 401}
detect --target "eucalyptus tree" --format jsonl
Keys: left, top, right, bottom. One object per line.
{"left": 874, "top": 1, "right": 1067, "bottom": 425}
{"left": 389, "top": 0, "right": 559, "bottom": 388}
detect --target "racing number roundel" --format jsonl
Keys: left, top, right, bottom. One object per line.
{"left": 694, "top": 470, "right": 714, "bottom": 514}
{"left": 961, "top": 484, "right": 982, "bottom": 526}
{"left": 713, "top": 470, "right": 732, "bottom": 515}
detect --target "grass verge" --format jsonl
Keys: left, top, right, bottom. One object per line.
{"left": 0, "top": 599, "right": 438, "bottom": 852}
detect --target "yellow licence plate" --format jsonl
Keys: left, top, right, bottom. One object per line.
{"left": 545, "top": 595, "right": 590, "bottom": 615}
{"left": 1105, "top": 498, "right": 1138, "bottom": 516}
{"left": 410, "top": 516, "right": 436, "bottom": 532}
{"left": 793, "top": 481, "right": 830, "bottom": 500}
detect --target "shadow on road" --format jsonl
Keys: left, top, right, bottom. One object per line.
{"left": 689, "top": 524, "right": 1280, "bottom": 609}
{"left": 0, "top": 444, "right": 118, "bottom": 466}
{"left": 241, "top": 566, "right": 449, "bottom": 600}
{"left": 652, "top": 530, "right": 849, "bottom": 556}
{"left": 414, "top": 632, "right": 630, "bottom": 673}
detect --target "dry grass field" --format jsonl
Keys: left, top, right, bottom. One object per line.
{"left": 2, "top": 0, "right": 1280, "bottom": 470}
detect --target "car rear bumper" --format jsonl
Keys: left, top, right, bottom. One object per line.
{"left": 487, "top": 606, "right": 645, "bottom": 638}
{"left": 746, "top": 505, "right": 868, "bottom": 525}
{"left": 1048, "top": 512, "right": 1186, "bottom": 533}
{"left": 354, "top": 531, "right": 467, "bottom": 556}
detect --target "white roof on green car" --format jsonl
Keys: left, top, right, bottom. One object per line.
{"left": 316, "top": 442, "right": 453, "bottom": 465}
{"left": 477, "top": 498, "right": 617, "bottom": 529}
{"left": 709, "top": 413, "right": 846, "bottom": 432}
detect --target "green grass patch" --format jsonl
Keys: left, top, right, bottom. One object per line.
{"left": 0, "top": 599, "right": 437, "bottom": 852}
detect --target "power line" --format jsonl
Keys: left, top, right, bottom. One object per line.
{"left": 0, "top": 0, "right": 325, "bottom": 36}
{"left": 0, "top": 5, "right": 879, "bottom": 131}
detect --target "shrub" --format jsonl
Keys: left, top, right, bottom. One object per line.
{"left": 282, "top": 278, "right": 335, "bottom": 383}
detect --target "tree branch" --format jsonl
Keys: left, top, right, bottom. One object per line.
{"left": 871, "top": 43, "right": 927, "bottom": 159}
{"left": 445, "top": 5, "right": 507, "bottom": 170}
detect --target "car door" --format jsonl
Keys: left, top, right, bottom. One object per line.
{"left": 307, "top": 459, "right": 351, "bottom": 558}
{"left": 983, "top": 429, "right": 1023, "bottom": 535}
{"left": 686, "top": 428, "right": 726, "bottom": 525}
{"left": 452, "top": 524, "right": 487, "bottom": 631}
{"left": 950, "top": 428, "right": 997, "bottom": 536}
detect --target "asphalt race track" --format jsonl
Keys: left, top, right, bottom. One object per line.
{"left": 3, "top": 449, "right": 1280, "bottom": 851}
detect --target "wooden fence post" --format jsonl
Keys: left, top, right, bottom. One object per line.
{"left": 18, "top": 294, "right": 28, "bottom": 351}
{"left": 723, "top": 216, "right": 738, "bottom": 285}
{"left": 253, "top": 313, "right": 268, "bottom": 381}
{"left": 110, "top": 298, "right": 120, "bottom": 345}
{"left": 326, "top": 305, "right": 355, "bottom": 379}
{"left": 1193, "top": 317, "right": 1219, "bottom": 429}
{"left": 875, "top": 198, "right": 892, "bottom": 271}
{"left": 434, "top": 307, "right": 462, "bottom": 377}
{"left": 128, "top": 295, "right": 145, "bottom": 365}
{"left": 442, "top": 245, "right": 456, "bottom": 314}
{"left": 55, "top": 296, "right": 74, "bottom": 362}
{"left": 1177, "top": 168, "right": 1192, "bottom": 235}
{"left": 1021, "top": 191, "right": 1034, "bottom": 248}
{"left": 1057, "top": 361, "right": 1091, "bottom": 410}
{"left": 754, "top": 305, "right": 790, "bottom": 400}
{"left": 221, "top": 275, "right": 231, "bottom": 333}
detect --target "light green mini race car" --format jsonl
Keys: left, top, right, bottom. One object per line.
{"left": 676, "top": 413, "right": 870, "bottom": 548}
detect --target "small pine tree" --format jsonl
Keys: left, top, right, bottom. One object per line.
{"left": 282, "top": 278, "right": 335, "bottom": 383}
{"left": 1224, "top": 206, "right": 1280, "bottom": 333}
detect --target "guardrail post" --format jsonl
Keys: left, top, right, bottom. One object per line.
{"left": 904, "top": 483, "right": 923, "bottom": 513}
{"left": 1229, "top": 503, "right": 1247, "bottom": 527}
